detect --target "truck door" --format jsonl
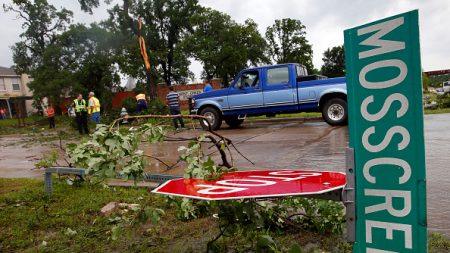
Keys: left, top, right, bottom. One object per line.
{"left": 263, "top": 66, "right": 297, "bottom": 111}
{"left": 228, "top": 70, "right": 263, "bottom": 111}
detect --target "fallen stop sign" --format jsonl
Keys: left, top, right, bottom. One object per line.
{"left": 152, "top": 170, "right": 346, "bottom": 200}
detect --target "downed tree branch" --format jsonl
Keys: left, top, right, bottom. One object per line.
{"left": 108, "top": 113, "right": 254, "bottom": 174}
{"left": 141, "top": 154, "right": 175, "bottom": 170}
{"left": 204, "top": 135, "right": 232, "bottom": 168}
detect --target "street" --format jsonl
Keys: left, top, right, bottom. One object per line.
{"left": 155, "top": 114, "right": 450, "bottom": 236}
{"left": 1, "top": 114, "right": 449, "bottom": 235}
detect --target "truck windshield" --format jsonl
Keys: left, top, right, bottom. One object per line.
{"left": 235, "top": 71, "right": 259, "bottom": 88}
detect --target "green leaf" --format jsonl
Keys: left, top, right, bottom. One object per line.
{"left": 256, "top": 234, "right": 276, "bottom": 250}
{"left": 287, "top": 243, "right": 303, "bottom": 253}
{"left": 111, "top": 225, "right": 121, "bottom": 241}
{"left": 64, "top": 228, "right": 77, "bottom": 237}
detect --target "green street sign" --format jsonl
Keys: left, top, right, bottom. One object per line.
{"left": 344, "top": 10, "right": 427, "bottom": 252}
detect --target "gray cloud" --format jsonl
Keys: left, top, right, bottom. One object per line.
{"left": 1, "top": 0, "right": 449, "bottom": 75}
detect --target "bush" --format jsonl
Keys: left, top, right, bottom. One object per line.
{"left": 146, "top": 97, "right": 169, "bottom": 115}
{"left": 121, "top": 96, "right": 137, "bottom": 113}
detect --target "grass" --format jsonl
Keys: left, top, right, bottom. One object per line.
{"left": 0, "top": 178, "right": 219, "bottom": 252}
{"left": 429, "top": 233, "right": 450, "bottom": 253}
{"left": 1, "top": 178, "right": 449, "bottom": 252}
{"left": 424, "top": 108, "right": 450, "bottom": 115}
{"left": 0, "top": 115, "right": 97, "bottom": 137}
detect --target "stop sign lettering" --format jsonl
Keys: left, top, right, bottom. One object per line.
{"left": 152, "top": 170, "right": 346, "bottom": 200}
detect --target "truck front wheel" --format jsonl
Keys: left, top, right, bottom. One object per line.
{"left": 224, "top": 116, "right": 244, "bottom": 128}
{"left": 199, "top": 107, "right": 222, "bottom": 130}
{"left": 322, "top": 98, "right": 348, "bottom": 126}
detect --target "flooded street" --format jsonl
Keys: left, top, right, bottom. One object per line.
{"left": 1, "top": 114, "right": 449, "bottom": 235}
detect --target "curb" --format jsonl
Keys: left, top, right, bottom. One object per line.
{"left": 244, "top": 116, "right": 323, "bottom": 124}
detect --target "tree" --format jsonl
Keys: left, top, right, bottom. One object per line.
{"left": 4, "top": 0, "right": 73, "bottom": 74}
{"left": 422, "top": 72, "right": 430, "bottom": 92}
{"left": 77, "top": 0, "right": 100, "bottom": 14}
{"left": 320, "top": 45, "right": 345, "bottom": 78}
{"left": 4, "top": 0, "right": 73, "bottom": 107}
{"left": 185, "top": 8, "right": 268, "bottom": 85}
{"left": 105, "top": 0, "right": 199, "bottom": 90}
{"left": 25, "top": 24, "right": 122, "bottom": 109}
{"left": 265, "top": 18, "right": 314, "bottom": 73}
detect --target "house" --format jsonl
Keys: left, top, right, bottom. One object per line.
{"left": 0, "top": 66, "right": 34, "bottom": 119}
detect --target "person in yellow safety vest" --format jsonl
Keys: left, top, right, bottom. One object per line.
{"left": 72, "top": 94, "right": 89, "bottom": 134}
{"left": 88, "top": 91, "right": 101, "bottom": 123}
{"left": 136, "top": 93, "right": 147, "bottom": 113}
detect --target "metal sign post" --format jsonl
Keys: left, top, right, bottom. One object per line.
{"left": 344, "top": 10, "right": 427, "bottom": 252}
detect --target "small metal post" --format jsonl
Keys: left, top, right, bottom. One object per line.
{"left": 343, "top": 147, "right": 356, "bottom": 243}
{"left": 6, "top": 99, "right": 12, "bottom": 119}
{"left": 44, "top": 172, "right": 53, "bottom": 195}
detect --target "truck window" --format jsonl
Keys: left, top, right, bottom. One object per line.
{"left": 235, "top": 70, "right": 259, "bottom": 88}
{"left": 267, "top": 67, "right": 289, "bottom": 85}
{"left": 296, "top": 65, "right": 308, "bottom": 77}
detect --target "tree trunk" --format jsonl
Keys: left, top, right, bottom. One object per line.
{"left": 146, "top": 70, "right": 156, "bottom": 99}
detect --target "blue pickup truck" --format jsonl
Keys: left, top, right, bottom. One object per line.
{"left": 190, "top": 63, "right": 347, "bottom": 130}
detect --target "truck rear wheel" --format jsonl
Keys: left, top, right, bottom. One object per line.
{"left": 199, "top": 107, "right": 222, "bottom": 130}
{"left": 322, "top": 98, "right": 348, "bottom": 126}
{"left": 224, "top": 116, "right": 244, "bottom": 128}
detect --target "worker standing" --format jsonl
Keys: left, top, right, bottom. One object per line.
{"left": 203, "top": 79, "right": 213, "bottom": 92}
{"left": 46, "top": 103, "right": 56, "bottom": 129}
{"left": 73, "top": 94, "right": 89, "bottom": 134}
{"left": 166, "top": 86, "right": 185, "bottom": 130}
{"left": 88, "top": 91, "right": 101, "bottom": 123}
{"left": 136, "top": 93, "right": 147, "bottom": 112}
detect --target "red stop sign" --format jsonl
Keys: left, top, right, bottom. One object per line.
{"left": 152, "top": 170, "right": 346, "bottom": 200}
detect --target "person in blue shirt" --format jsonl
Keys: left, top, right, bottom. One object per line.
{"left": 203, "top": 79, "right": 213, "bottom": 92}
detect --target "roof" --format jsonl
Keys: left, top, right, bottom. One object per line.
{"left": 0, "top": 66, "right": 19, "bottom": 76}
{"left": 244, "top": 63, "right": 305, "bottom": 72}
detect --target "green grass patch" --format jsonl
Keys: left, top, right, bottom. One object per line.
{"left": 425, "top": 108, "right": 450, "bottom": 115}
{"left": 0, "top": 178, "right": 449, "bottom": 252}
{"left": 429, "top": 233, "right": 450, "bottom": 253}
{"left": 0, "top": 115, "right": 77, "bottom": 136}
{"left": 0, "top": 178, "right": 218, "bottom": 252}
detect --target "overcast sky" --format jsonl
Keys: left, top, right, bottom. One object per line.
{"left": 1, "top": 0, "right": 449, "bottom": 81}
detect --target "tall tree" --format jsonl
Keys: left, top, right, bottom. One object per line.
{"left": 77, "top": 0, "right": 100, "bottom": 14}
{"left": 24, "top": 24, "right": 121, "bottom": 108}
{"left": 106, "top": 0, "right": 199, "bottom": 91}
{"left": 4, "top": 0, "right": 73, "bottom": 74}
{"left": 320, "top": 45, "right": 345, "bottom": 77}
{"left": 185, "top": 8, "right": 268, "bottom": 85}
{"left": 265, "top": 18, "right": 314, "bottom": 73}
{"left": 5, "top": 0, "right": 122, "bottom": 107}
{"left": 4, "top": 0, "right": 73, "bottom": 106}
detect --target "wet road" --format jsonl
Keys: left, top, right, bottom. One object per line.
{"left": 144, "top": 115, "right": 450, "bottom": 236}
{"left": 1, "top": 114, "right": 449, "bottom": 235}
